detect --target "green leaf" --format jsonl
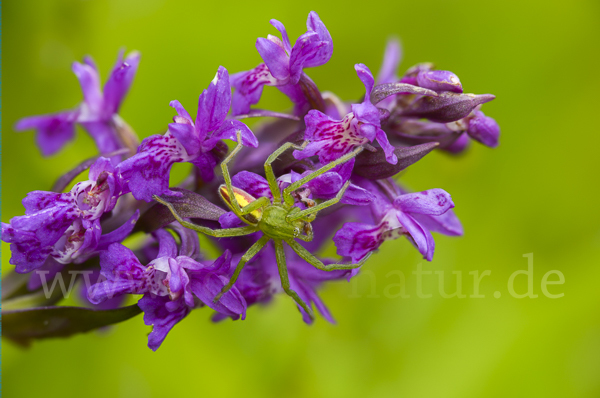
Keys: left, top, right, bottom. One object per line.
{"left": 2, "top": 304, "right": 142, "bottom": 347}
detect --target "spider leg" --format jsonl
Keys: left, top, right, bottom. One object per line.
{"left": 283, "top": 146, "right": 364, "bottom": 207}
{"left": 264, "top": 141, "right": 308, "bottom": 204}
{"left": 288, "top": 180, "right": 351, "bottom": 222}
{"left": 153, "top": 195, "right": 258, "bottom": 237}
{"left": 285, "top": 238, "right": 372, "bottom": 271}
{"left": 220, "top": 131, "right": 250, "bottom": 215}
{"left": 274, "top": 239, "right": 315, "bottom": 321}
{"left": 214, "top": 234, "right": 271, "bottom": 302}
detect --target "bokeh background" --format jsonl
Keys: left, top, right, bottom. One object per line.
{"left": 2, "top": 0, "right": 600, "bottom": 397}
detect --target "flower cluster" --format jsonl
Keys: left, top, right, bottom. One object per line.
{"left": 2, "top": 11, "right": 499, "bottom": 350}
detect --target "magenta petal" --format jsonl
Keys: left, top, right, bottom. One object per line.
{"left": 230, "top": 64, "right": 278, "bottom": 116}
{"left": 153, "top": 228, "right": 179, "bottom": 259}
{"left": 219, "top": 211, "right": 245, "bottom": 228}
{"left": 139, "top": 295, "right": 190, "bottom": 351}
{"left": 269, "top": 19, "right": 292, "bottom": 53}
{"left": 304, "top": 172, "right": 342, "bottom": 198}
{"left": 296, "top": 111, "right": 367, "bottom": 163}
{"left": 15, "top": 111, "right": 78, "bottom": 156}
{"left": 189, "top": 151, "right": 218, "bottom": 182}
{"left": 256, "top": 37, "right": 290, "bottom": 81}
{"left": 103, "top": 51, "right": 140, "bottom": 115}
{"left": 72, "top": 61, "right": 103, "bottom": 114}
{"left": 288, "top": 31, "right": 321, "bottom": 83}
{"left": 355, "top": 63, "right": 375, "bottom": 98}
{"left": 21, "top": 191, "right": 71, "bottom": 215}
{"left": 394, "top": 189, "right": 454, "bottom": 216}
{"left": 88, "top": 156, "right": 115, "bottom": 181}
{"left": 302, "top": 11, "right": 333, "bottom": 68}
{"left": 79, "top": 121, "right": 122, "bottom": 155}
{"left": 97, "top": 210, "right": 140, "bottom": 250}
{"left": 377, "top": 38, "right": 402, "bottom": 84}
{"left": 375, "top": 128, "right": 398, "bottom": 164}
{"left": 196, "top": 66, "right": 231, "bottom": 136}
{"left": 334, "top": 222, "right": 385, "bottom": 262}
{"left": 169, "top": 100, "right": 193, "bottom": 124}
{"left": 168, "top": 122, "right": 201, "bottom": 157}
{"left": 190, "top": 273, "right": 246, "bottom": 318}
{"left": 340, "top": 184, "right": 375, "bottom": 206}
{"left": 396, "top": 212, "right": 434, "bottom": 261}
{"left": 276, "top": 82, "right": 310, "bottom": 116}
{"left": 288, "top": 276, "right": 316, "bottom": 324}
{"left": 232, "top": 171, "right": 273, "bottom": 200}
{"left": 117, "top": 134, "right": 187, "bottom": 202}
{"left": 204, "top": 119, "right": 258, "bottom": 149}
{"left": 412, "top": 209, "right": 464, "bottom": 237}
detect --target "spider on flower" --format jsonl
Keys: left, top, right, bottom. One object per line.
{"left": 154, "top": 132, "right": 371, "bottom": 319}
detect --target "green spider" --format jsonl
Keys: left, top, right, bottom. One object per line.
{"left": 153, "top": 132, "right": 371, "bottom": 320}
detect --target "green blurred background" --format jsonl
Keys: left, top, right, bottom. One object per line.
{"left": 2, "top": 0, "right": 600, "bottom": 397}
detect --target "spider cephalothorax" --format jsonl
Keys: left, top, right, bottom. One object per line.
{"left": 154, "top": 132, "right": 371, "bottom": 320}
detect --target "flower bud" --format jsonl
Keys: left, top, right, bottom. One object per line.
{"left": 399, "top": 92, "right": 495, "bottom": 123}
{"left": 467, "top": 110, "right": 500, "bottom": 147}
{"left": 416, "top": 70, "right": 463, "bottom": 93}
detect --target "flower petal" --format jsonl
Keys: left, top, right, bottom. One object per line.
{"left": 196, "top": 66, "right": 231, "bottom": 136}
{"left": 256, "top": 37, "right": 290, "bottom": 81}
{"left": 231, "top": 171, "right": 274, "bottom": 200}
{"left": 103, "top": 50, "right": 141, "bottom": 115}
{"left": 79, "top": 120, "right": 123, "bottom": 156}
{"left": 97, "top": 210, "right": 140, "bottom": 250}
{"left": 355, "top": 63, "right": 375, "bottom": 99}
{"left": 167, "top": 121, "right": 201, "bottom": 157}
{"left": 334, "top": 221, "right": 386, "bottom": 263}
{"left": 72, "top": 61, "right": 103, "bottom": 114}
{"left": 230, "top": 64, "right": 279, "bottom": 116}
{"left": 204, "top": 119, "right": 258, "bottom": 149}
{"left": 396, "top": 211, "right": 435, "bottom": 261}
{"left": 15, "top": 111, "right": 78, "bottom": 156}
{"left": 377, "top": 38, "right": 402, "bottom": 84}
{"left": 269, "top": 19, "right": 292, "bottom": 53}
{"left": 117, "top": 133, "right": 187, "bottom": 202}
{"left": 302, "top": 11, "right": 333, "bottom": 69}
{"left": 295, "top": 111, "right": 367, "bottom": 163}
{"left": 394, "top": 188, "right": 454, "bottom": 216}
{"left": 138, "top": 295, "right": 190, "bottom": 351}
{"left": 153, "top": 228, "right": 179, "bottom": 259}
{"left": 411, "top": 209, "right": 464, "bottom": 236}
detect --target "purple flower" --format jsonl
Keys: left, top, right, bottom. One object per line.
{"left": 293, "top": 64, "right": 398, "bottom": 165}
{"left": 15, "top": 50, "right": 140, "bottom": 156}
{"left": 230, "top": 11, "right": 332, "bottom": 116}
{"left": 117, "top": 66, "right": 258, "bottom": 202}
{"left": 1, "top": 157, "right": 138, "bottom": 273}
{"left": 334, "top": 179, "right": 462, "bottom": 262}
{"left": 88, "top": 231, "right": 246, "bottom": 350}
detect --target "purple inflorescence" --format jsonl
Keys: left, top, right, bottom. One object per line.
{"left": 3, "top": 11, "right": 499, "bottom": 350}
